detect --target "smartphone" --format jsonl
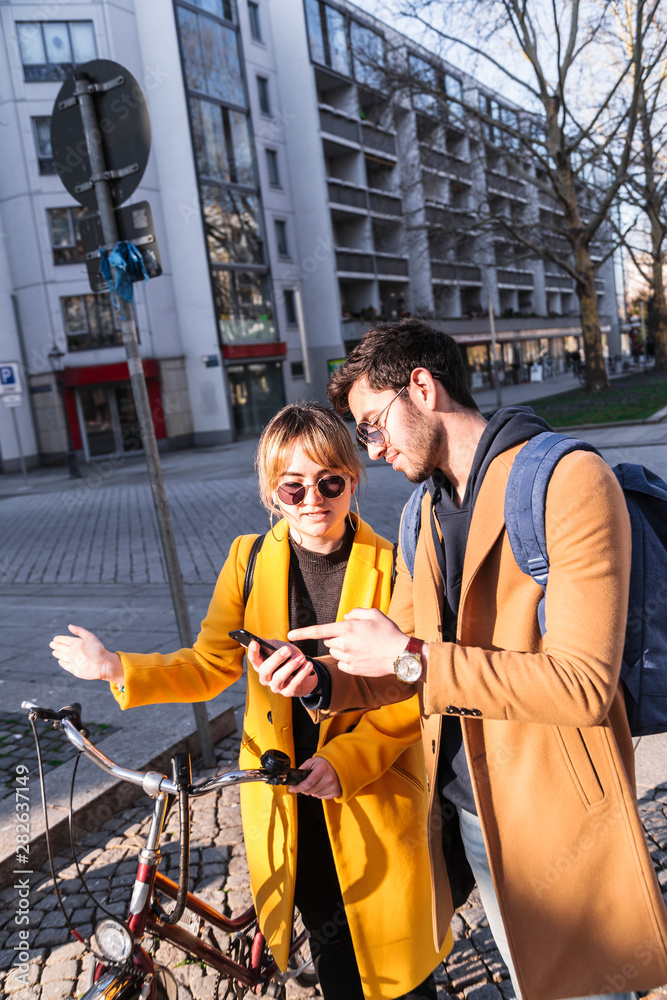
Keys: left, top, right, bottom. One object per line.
{"left": 229, "top": 629, "right": 279, "bottom": 660}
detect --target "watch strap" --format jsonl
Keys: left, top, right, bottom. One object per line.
{"left": 405, "top": 637, "right": 424, "bottom": 656}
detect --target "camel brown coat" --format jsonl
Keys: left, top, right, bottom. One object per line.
{"left": 320, "top": 445, "right": 667, "bottom": 1000}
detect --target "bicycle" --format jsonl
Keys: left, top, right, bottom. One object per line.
{"left": 23, "top": 701, "right": 315, "bottom": 1000}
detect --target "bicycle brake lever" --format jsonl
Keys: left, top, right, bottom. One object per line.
{"left": 265, "top": 769, "right": 308, "bottom": 786}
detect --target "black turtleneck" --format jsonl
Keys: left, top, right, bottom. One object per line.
{"left": 288, "top": 522, "right": 355, "bottom": 765}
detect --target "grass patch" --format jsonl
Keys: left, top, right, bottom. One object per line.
{"left": 486, "top": 369, "right": 667, "bottom": 427}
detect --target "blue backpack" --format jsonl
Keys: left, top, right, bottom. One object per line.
{"left": 399, "top": 432, "right": 667, "bottom": 737}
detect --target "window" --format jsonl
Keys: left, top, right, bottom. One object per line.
{"left": 248, "top": 1, "right": 262, "bottom": 41}
{"left": 275, "top": 220, "right": 289, "bottom": 257}
{"left": 188, "top": 0, "right": 235, "bottom": 21}
{"left": 409, "top": 54, "right": 439, "bottom": 115}
{"left": 212, "top": 270, "right": 274, "bottom": 343}
{"left": 291, "top": 361, "right": 305, "bottom": 379}
{"left": 350, "top": 21, "right": 384, "bottom": 91}
{"left": 177, "top": 7, "right": 245, "bottom": 107}
{"left": 284, "top": 289, "right": 298, "bottom": 325}
{"left": 257, "top": 76, "right": 271, "bottom": 115}
{"left": 266, "top": 149, "right": 280, "bottom": 187}
{"left": 189, "top": 98, "right": 254, "bottom": 185}
{"left": 47, "top": 207, "right": 88, "bottom": 263}
{"left": 62, "top": 293, "right": 122, "bottom": 351}
{"left": 304, "top": 0, "right": 351, "bottom": 76}
{"left": 201, "top": 185, "right": 265, "bottom": 264}
{"left": 32, "top": 117, "right": 55, "bottom": 174}
{"left": 17, "top": 21, "right": 96, "bottom": 82}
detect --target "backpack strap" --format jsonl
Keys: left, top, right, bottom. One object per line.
{"left": 504, "top": 432, "right": 600, "bottom": 632}
{"left": 243, "top": 533, "right": 265, "bottom": 605}
{"left": 399, "top": 483, "right": 428, "bottom": 579}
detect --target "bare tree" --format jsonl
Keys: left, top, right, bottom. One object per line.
{"left": 377, "top": 0, "right": 660, "bottom": 391}
{"left": 612, "top": 6, "right": 667, "bottom": 370}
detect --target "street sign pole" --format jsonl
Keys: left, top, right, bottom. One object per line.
{"left": 8, "top": 406, "right": 28, "bottom": 487}
{"left": 73, "top": 71, "right": 215, "bottom": 767}
{"left": 488, "top": 297, "right": 503, "bottom": 411}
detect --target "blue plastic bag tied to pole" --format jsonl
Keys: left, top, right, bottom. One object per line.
{"left": 99, "top": 241, "right": 149, "bottom": 310}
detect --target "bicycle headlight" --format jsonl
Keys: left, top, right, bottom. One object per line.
{"left": 94, "top": 918, "right": 133, "bottom": 963}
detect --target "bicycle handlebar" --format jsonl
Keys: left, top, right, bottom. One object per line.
{"left": 22, "top": 702, "right": 307, "bottom": 795}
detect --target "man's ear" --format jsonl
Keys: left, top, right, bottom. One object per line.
{"left": 409, "top": 368, "right": 440, "bottom": 411}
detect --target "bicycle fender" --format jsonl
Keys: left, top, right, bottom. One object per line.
{"left": 80, "top": 967, "right": 153, "bottom": 1000}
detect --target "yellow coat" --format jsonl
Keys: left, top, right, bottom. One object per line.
{"left": 112, "top": 517, "right": 451, "bottom": 999}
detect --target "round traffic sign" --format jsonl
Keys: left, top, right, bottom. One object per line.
{"left": 50, "top": 59, "right": 151, "bottom": 210}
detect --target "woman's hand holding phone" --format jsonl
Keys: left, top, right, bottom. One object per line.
{"left": 243, "top": 640, "right": 318, "bottom": 698}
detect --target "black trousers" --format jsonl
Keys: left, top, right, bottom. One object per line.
{"left": 293, "top": 795, "right": 437, "bottom": 1000}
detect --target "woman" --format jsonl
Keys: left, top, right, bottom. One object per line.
{"left": 50, "top": 403, "right": 451, "bottom": 1000}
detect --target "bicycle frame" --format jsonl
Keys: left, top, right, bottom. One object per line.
{"left": 23, "top": 705, "right": 309, "bottom": 1000}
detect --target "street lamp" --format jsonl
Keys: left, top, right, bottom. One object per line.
{"left": 48, "top": 345, "right": 81, "bottom": 479}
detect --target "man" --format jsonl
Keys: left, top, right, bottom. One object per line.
{"left": 254, "top": 320, "right": 667, "bottom": 1000}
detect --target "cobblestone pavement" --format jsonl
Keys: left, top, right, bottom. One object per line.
{"left": 1, "top": 729, "right": 666, "bottom": 1000}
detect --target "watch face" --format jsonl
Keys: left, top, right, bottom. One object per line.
{"left": 395, "top": 653, "right": 422, "bottom": 683}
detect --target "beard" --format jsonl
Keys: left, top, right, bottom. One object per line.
{"left": 401, "top": 403, "right": 444, "bottom": 484}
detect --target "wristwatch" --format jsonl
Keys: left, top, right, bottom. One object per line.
{"left": 393, "top": 637, "right": 424, "bottom": 683}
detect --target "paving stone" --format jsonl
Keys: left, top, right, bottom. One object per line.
{"left": 498, "top": 979, "right": 517, "bottom": 1000}
{"left": 446, "top": 939, "right": 478, "bottom": 969}
{"left": 460, "top": 906, "right": 489, "bottom": 930}
{"left": 40, "top": 959, "right": 77, "bottom": 983}
{"left": 448, "top": 961, "right": 488, "bottom": 991}
{"left": 465, "top": 985, "right": 503, "bottom": 1000}
{"left": 4, "top": 963, "right": 41, "bottom": 992}
{"left": 41, "top": 979, "right": 77, "bottom": 1000}
{"left": 483, "top": 949, "right": 510, "bottom": 983}
{"left": 471, "top": 927, "right": 496, "bottom": 953}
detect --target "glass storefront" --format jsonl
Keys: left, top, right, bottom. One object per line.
{"left": 77, "top": 384, "right": 142, "bottom": 458}
{"left": 226, "top": 362, "right": 285, "bottom": 436}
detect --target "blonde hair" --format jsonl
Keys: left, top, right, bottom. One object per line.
{"left": 255, "top": 402, "right": 363, "bottom": 513}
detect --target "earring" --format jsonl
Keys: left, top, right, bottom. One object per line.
{"left": 348, "top": 492, "right": 361, "bottom": 531}
{"left": 270, "top": 506, "right": 287, "bottom": 542}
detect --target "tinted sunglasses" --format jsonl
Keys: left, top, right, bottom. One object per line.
{"left": 276, "top": 475, "right": 348, "bottom": 505}
{"left": 355, "top": 385, "right": 407, "bottom": 451}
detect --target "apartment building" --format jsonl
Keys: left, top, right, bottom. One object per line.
{"left": 0, "top": 0, "right": 619, "bottom": 471}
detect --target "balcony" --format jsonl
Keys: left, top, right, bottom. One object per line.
{"left": 319, "top": 106, "right": 360, "bottom": 145}
{"left": 375, "top": 252, "right": 409, "bottom": 277}
{"left": 496, "top": 268, "right": 534, "bottom": 287}
{"left": 360, "top": 121, "right": 397, "bottom": 157}
{"left": 420, "top": 146, "right": 471, "bottom": 181}
{"left": 328, "top": 179, "right": 367, "bottom": 210}
{"left": 487, "top": 172, "right": 527, "bottom": 200}
{"left": 336, "top": 249, "right": 375, "bottom": 274}
{"left": 544, "top": 272, "right": 574, "bottom": 290}
{"left": 424, "top": 202, "right": 474, "bottom": 228}
{"left": 431, "top": 261, "right": 482, "bottom": 284}
{"left": 369, "top": 190, "right": 402, "bottom": 216}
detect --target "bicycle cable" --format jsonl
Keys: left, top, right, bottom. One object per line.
{"left": 67, "top": 749, "right": 135, "bottom": 938}
{"left": 30, "top": 715, "right": 92, "bottom": 948}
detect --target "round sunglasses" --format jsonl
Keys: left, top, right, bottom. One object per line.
{"left": 276, "top": 475, "right": 348, "bottom": 506}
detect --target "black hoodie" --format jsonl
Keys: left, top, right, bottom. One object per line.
{"left": 429, "top": 406, "right": 553, "bottom": 814}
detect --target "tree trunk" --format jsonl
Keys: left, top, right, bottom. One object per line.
{"left": 574, "top": 241, "right": 609, "bottom": 391}
{"left": 649, "top": 220, "right": 667, "bottom": 371}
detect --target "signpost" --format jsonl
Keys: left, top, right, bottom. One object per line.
{"left": 0, "top": 363, "right": 27, "bottom": 485}
{"left": 51, "top": 61, "right": 214, "bottom": 766}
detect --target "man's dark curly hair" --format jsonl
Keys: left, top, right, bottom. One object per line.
{"left": 327, "top": 318, "right": 477, "bottom": 413}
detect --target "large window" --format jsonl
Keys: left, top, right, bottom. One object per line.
{"left": 409, "top": 54, "right": 463, "bottom": 124}
{"left": 47, "top": 207, "right": 88, "bottom": 264}
{"left": 189, "top": 0, "right": 234, "bottom": 20}
{"left": 32, "top": 117, "right": 55, "bottom": 174}
{"left": 201, "top": 186, "right": 265, "bottom": 265}
{"left": 62, "top": 293, "right": 122, "bottom": 351}
{"left": 17, "top": 21, "right": 96, "bottom": 82}
{"left": 304, "top": 0, "right": 351, "bottom": 76}
{"left": 190, "top": 97, "right": 254, "bottom": 185}
{"left": 479, "top": 94, "right": 520, "bottom": 150}
{"left": 177, "top": 7, "right": 245, "bottom": 106}
{"left": 350, "top": 21, "right": 384, "bottom": 90}
{"left": 213, "top": 270, "right": 274, "bottom": 343}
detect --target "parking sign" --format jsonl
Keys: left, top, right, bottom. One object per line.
{"left": 0, "top": 363, "right": 21, "bottom": 396}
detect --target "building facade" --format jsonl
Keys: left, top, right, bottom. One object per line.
{"left": 0, "top": 0, "right": 620, "bottom": 471}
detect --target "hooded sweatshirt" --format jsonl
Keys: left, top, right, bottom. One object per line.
{"left": 428, "top": 406, "right": 553, "bottom": 814}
